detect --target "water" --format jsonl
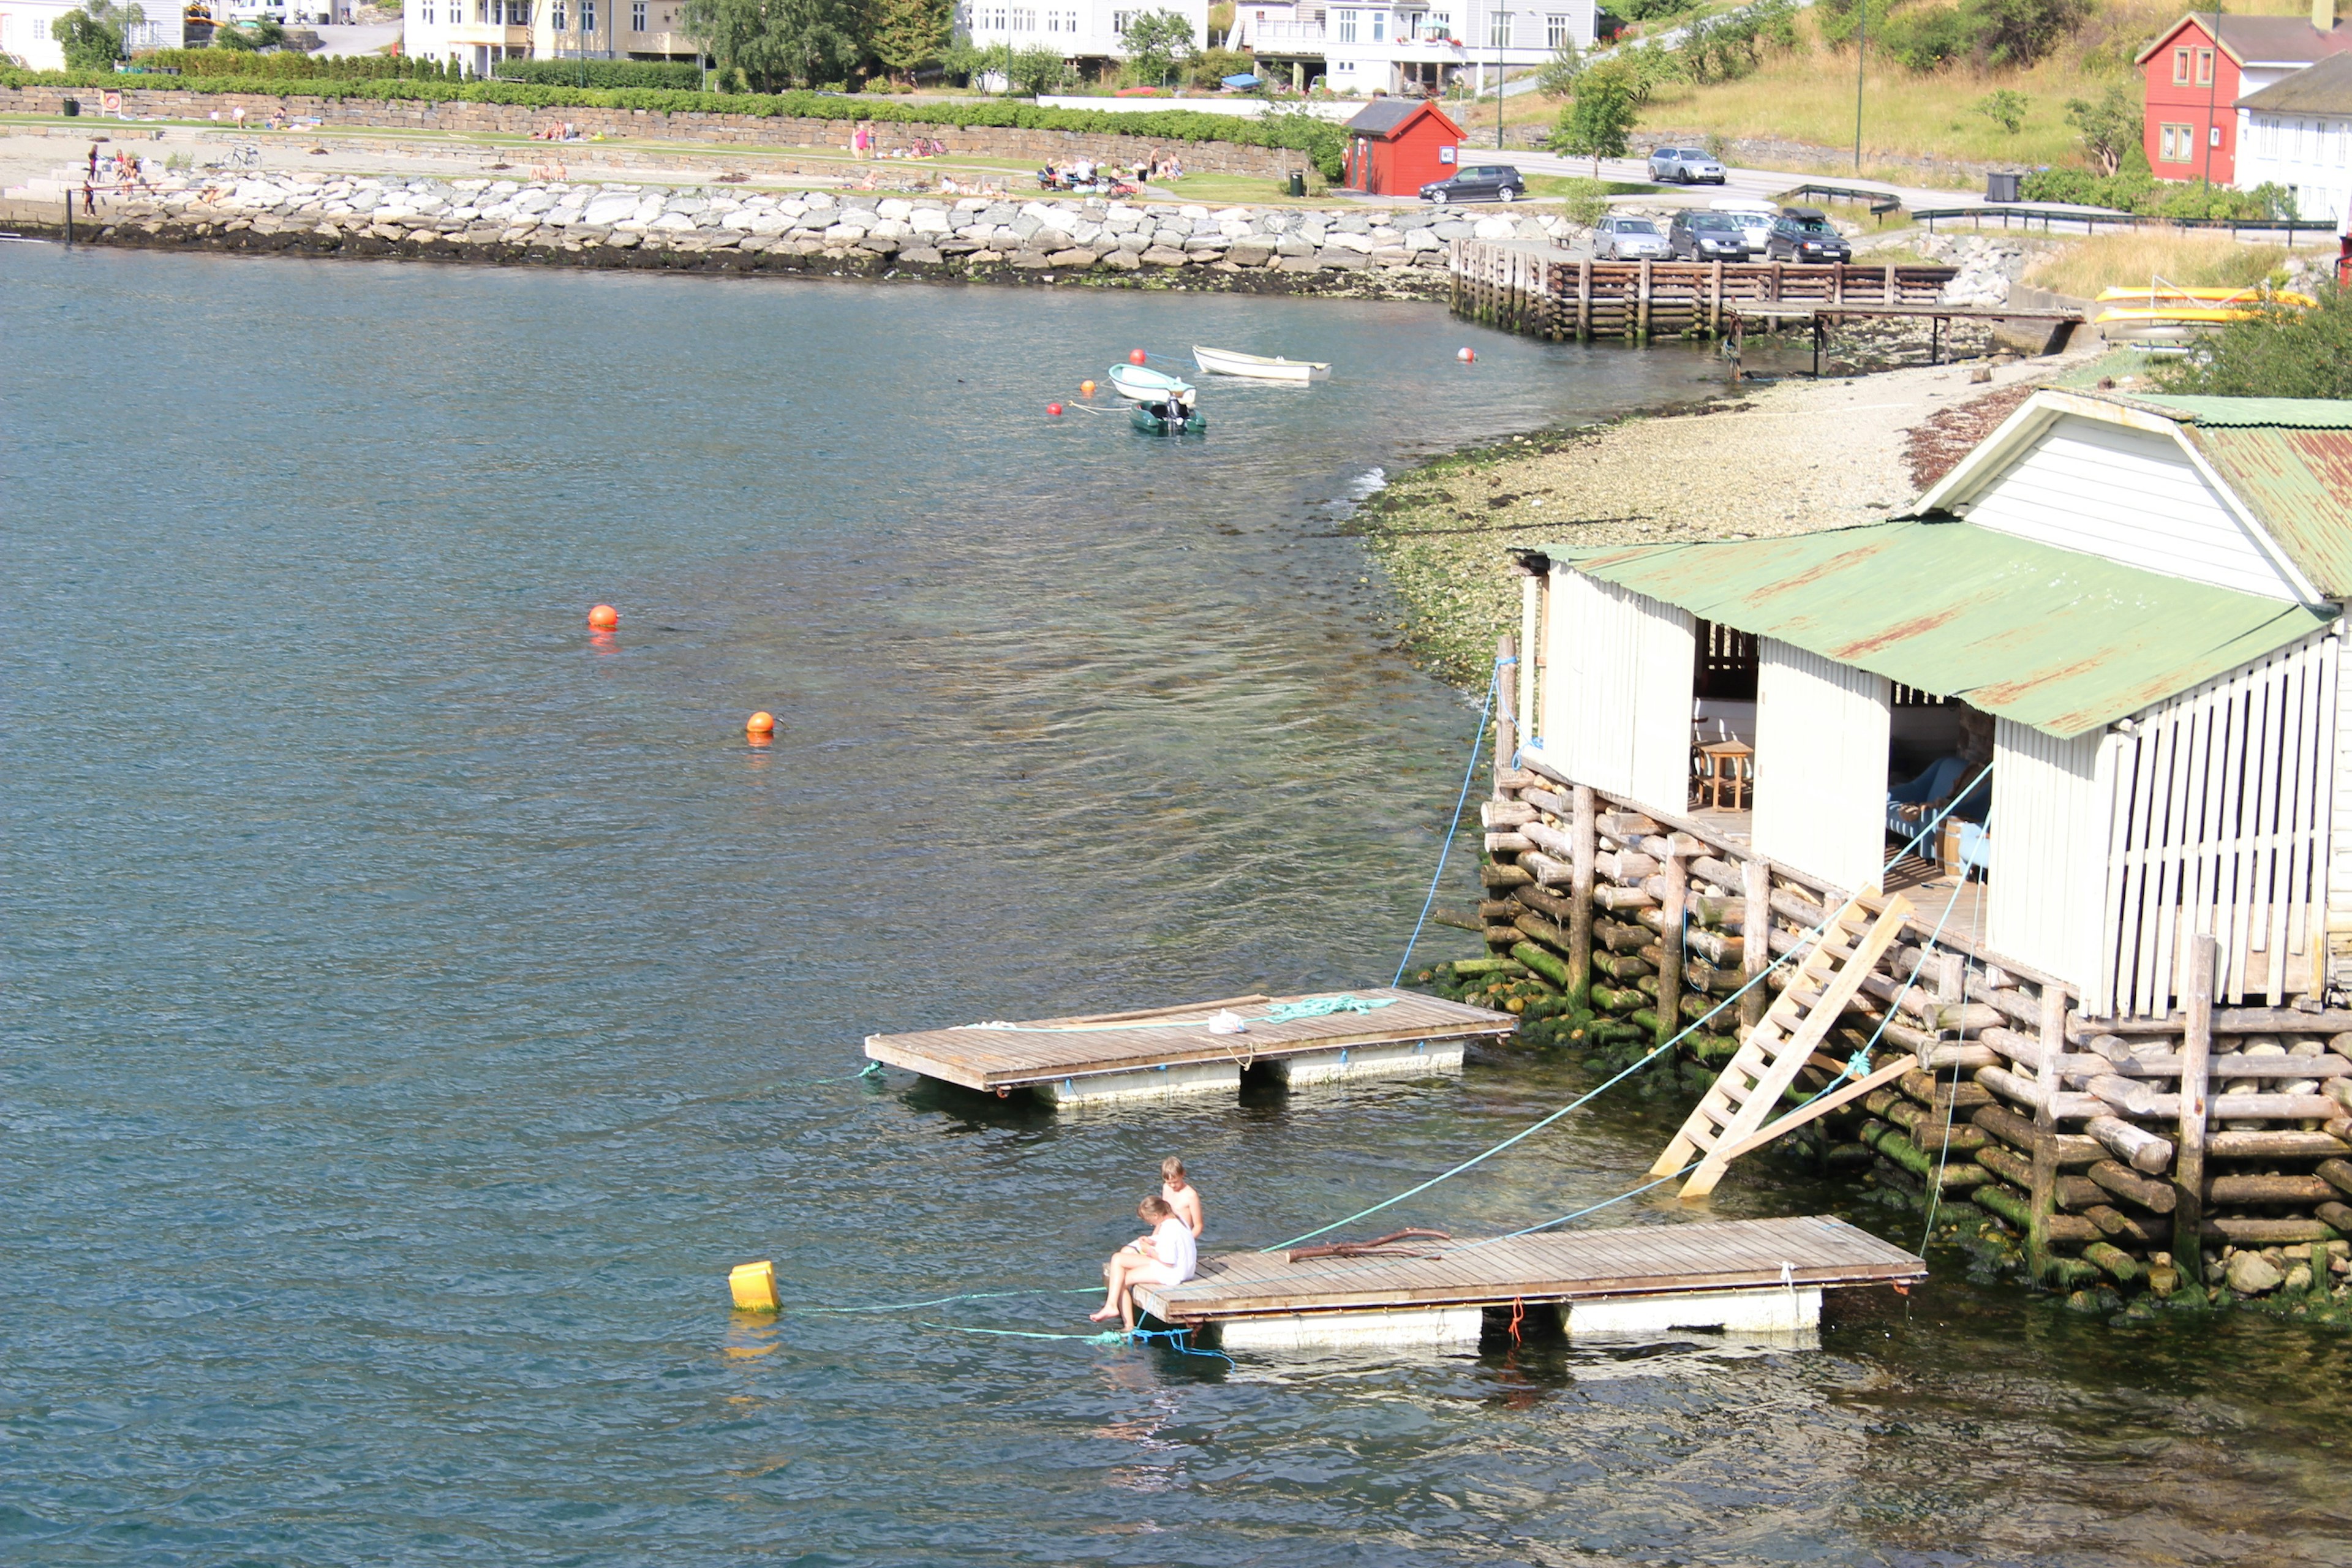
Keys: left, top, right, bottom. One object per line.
{"left": 4, "top": 246, "right": 2348, "bottom": 1567}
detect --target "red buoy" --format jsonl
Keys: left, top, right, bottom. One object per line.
{"left": 1129, "top": 349, "right": 1148, "bottom": 365}
{"left": 587, "top": 603, "right": 619, "bottom": 629}
{"left": 1457, "top": 347, "right": 1477, "bottom": 363}
{"left": 1047, "top": 402, "right": 1064, "bottom": 416}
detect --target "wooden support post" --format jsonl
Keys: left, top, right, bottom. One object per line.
{"left": 1656, "top": 846, "right": 1688, "bottom": 1047}
{"left": 1636, "top": 259, "right": 1653, "bottom": 344}
{"left": 2029, "top": 981, "right": 2065, "bottom": 1281}
{"left": 1708, "top": 259, "right": 1723, "bottom": 335}
{"left": 1493, "top": 633, "right": 1517, "bottom": 791}
{"left": 2174, "top": 935, "right": 2215, "bottom": 1287}
{"left": 1568, "top": 785, "right": 1596, "bottom": 1011}
{"left": 1576, "top": 260, "right": 1591, "bottom": 343}
{"left": 1740, "top": 858, "right": 1769, "bottom": 1033}
{"left": 66, "top": 190, "right": 74, "bottom": 246}
{"left": 1883, "top": 262, "right": 1896, "bottom": 303}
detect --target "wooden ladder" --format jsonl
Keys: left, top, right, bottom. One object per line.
{"left": 1650, "top": 890, "right": 1917, "bottom": 1200}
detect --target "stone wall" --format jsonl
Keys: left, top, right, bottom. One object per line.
{"left": 27, "top": 168, "right": 1581, "bottom": 294}
{"left": 0, "top": 85, "right": 1306, "bottom": 177}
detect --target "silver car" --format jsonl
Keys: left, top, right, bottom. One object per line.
{"left": 1647, "top": 146, "right": 1728, "bottom": 184}
{"left": 1593, "top": 215, "right": 1672, "bottom": 260}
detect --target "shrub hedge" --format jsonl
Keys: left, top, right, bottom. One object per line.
{"left": 134, "top": 48, "right": 467, "bottom": 80}
{"left": 0, "top": 69, "right": 1349, "bottom": 175}
{"left": 492, "top": 59, "right": 705, "bottom": 89}
{"left": 2019, "top": 165, "right": 2293, "bottom": 221}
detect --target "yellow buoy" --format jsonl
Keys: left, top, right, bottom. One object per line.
{"left": 729, "top": 1259, "right": 779, "bottom": 1311}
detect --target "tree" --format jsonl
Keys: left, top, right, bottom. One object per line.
{"left": 55, "top": 0, "right": 140, "bottom": 68}
{"left": 2064, "top": 80, "right": 2139, "bottom": 176}
{"left": 1006, "top": 43, "right": 1067, "bottom": 93}
{"left": 1970, "top": 0, "right": 2092, "bottom": 67}
{"left": 1119, "top": 8, "right": 1194, "bottom": 85}
{"left": 868, "top": 0, "right": 951, "bottom": 83}
{"left": 1972, "top": 88, "right": 2028, "bottom": 134}
{"left": 1536, "top": 35, "right": 1583, "bottom": 98}
{"left": 680, "top": 0, "right": 860, "bottom": 90}
{"left": 1551, "top": 60, "right": 1638, "bottom": 175}
{"left": 2156, "top": 286, "right": 2352, "bottom": 398}
{"left": 211, "top": 14, "right": 285, "bottom": 50}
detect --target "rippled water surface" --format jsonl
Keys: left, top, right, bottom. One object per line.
{"left": 6, "top": 245, "right": 2350, "bottom": 1567}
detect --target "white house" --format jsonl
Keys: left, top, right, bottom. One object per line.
{"left": 1512, "top": 390, "right": 2352, "bottom": 1018}
{"left": 2236, "top": 49, "right": 2352, "bottom": 226}
{"left": 957, "top": 0, "right": 1208, "bottom": 78}
{"left": 1231, "top": 0, "right": 1591, "bottom": 95}
{"left": 1, "top": 0, "right": 180, "bottom": 69}
{"left": 402, "top": 0, "right": 700, "bottom": 77}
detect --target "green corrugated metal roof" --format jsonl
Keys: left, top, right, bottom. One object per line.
{"left": 2185, "top": 424, "right": 2352, "bottom": 596}
{"left": 2132, "top": 396, "right": 2352, "bottom": 429}
{"left": 1548, "top": 519, "right": 2334, "bottom": 739}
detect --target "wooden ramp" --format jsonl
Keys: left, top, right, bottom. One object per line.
{"left": 864, "top": 988, "right": 1515, "bottom": 1107}
{"left": 1135, "top": 1215, "right": 1924, "bottom": 1349}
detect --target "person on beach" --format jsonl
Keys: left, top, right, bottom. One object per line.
{"left": 81, "top": 181, "right": 97, "bottom": 216}
{"left": 1161, "top": 1156, "right": 1204, "bottom": 1239}
{"left": 1091, "top": 1195, "right": 1196, "bottom": 1332}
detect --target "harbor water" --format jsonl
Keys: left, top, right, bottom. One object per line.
{"left": 4, "top": 244, "right": 2348, "bottom": 1566}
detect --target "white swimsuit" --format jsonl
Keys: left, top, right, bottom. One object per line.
{"left": 1140, "top": 1216, "right": 1197, "bottom": 1287}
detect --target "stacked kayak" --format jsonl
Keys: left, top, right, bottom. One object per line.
{"left": 2092, "top": 282, "right": 2316, "bottom": 343}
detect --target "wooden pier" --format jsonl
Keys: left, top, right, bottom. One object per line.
{"left": 864, "top": 987, "right": 1515, "bottom": 1106}
{"left": 1135, "top": 1215, "right": 1926, "bottom": 1349}
{"left": 1449, "top": 238, "right": 1975, "bottom": 344}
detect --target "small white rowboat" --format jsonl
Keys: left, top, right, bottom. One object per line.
{"left": 1192, "top": 345, "right": 1330, "bottom": 383}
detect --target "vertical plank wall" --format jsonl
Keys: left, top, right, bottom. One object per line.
{"left": 1542, "top": 568, "right": 1695, "bottom": 815}
{"left": 1987, "top": 720, "right": 2110, "bottom": 996}
{"left": 1752, "top": 639, "right": 1892, "bottom": 894}
{"left": 2096, "top": 628, "right": 2339, "bottom": 1016}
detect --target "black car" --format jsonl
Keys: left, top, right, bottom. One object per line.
{"left": 1667, "top": 209, "right": 1752, "bottom": 260}
{"left": 1419, "top": 164, "right": 1528, "bottom": 203}
{"left": 1765, "top": 206, "right": 1853, "bottom": 263}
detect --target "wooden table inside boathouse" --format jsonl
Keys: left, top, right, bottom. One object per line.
{"left": 862, "top": 987, "right": 1517, "bottom": 1106}
{"left": 1134, "top": 1214, "right": 1927, "bottom": 1349}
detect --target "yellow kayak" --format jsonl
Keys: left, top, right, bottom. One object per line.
{"left": 2095, "top": 285, "right": 2316, "bottom": 308}
{"left": 2094, "top": 305, "right": 2267, "bottom": 326}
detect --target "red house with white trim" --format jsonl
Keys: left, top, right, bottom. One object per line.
{"left": 2136, "top": 5, "right": 2352, "bottom": 184}
{"left": 1340, "top": 98, "right": 1465, "bottom": 197}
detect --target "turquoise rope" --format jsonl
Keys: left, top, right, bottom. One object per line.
{"left": 918, "top": 1319, "right": 1238, "bottom": 1369}
{"left": 801, "top": 1286, "right": 1101, "bottom": 1316}
{"left": 1395, "top": 657, "right": 1501, "bottom": 987}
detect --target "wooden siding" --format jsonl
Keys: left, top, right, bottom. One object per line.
{"left": 2095, "top": 628, "right": 2339, "bottom": 1016}
{"left": 1987, "top": 720, "right": 2109, "bottom": 994}
{"left": 1752, "top": 639, "right": 1891, "bottom": 894}
{"left": 1544, "top": 567, "right": 1694, "bottom": 813}
{"left": 1961, "top": 414, "right": 2303, "bottom": 603}
{"left": 2332, "top": 630, "right": 2352, "bottom": 990}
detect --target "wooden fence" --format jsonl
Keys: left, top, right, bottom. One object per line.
{"left": 1450, "top": 239, "right": 1962, "bottom": 343}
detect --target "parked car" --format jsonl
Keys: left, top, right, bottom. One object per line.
{"left": 1419, "top": 165, "right": 1528, "bottom": 203}
{"left": 1765, "top": 206, "right": 1853, "bottom": 263}
{"left": 1646, "top": 146, "right": 1728, "bottom": 184}
{"left": 1667, "top": 210, "right": 1753, "bottom": 260}
{"left": 1592, "top": 214, "right": 1672, "bottom": 260}
{"left": 1710, "top": 197, "right": 1777, "bottom": 252}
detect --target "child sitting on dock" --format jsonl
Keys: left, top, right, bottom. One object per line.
{"left": 1161, "top": 1157, "right": 1204, "bottom": 1240}
{"left": 1091, "top": 1195, "right": 1197, "bottom": 1332}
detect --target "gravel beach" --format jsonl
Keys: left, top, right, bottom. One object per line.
{"left": 1362, "top": 352, "right": 2097, "bottom": 687}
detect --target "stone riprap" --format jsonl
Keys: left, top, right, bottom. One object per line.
{"left": 48, "top": 171, "right": 1582, "bottom": 293}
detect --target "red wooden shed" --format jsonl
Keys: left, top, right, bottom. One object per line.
{"left": 1340, "top": 99, "right": 1465, "bottom": 197}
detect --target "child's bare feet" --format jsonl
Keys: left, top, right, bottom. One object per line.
{"left": 1088, "top": 1307, "right": 1117, "bottom": 1322}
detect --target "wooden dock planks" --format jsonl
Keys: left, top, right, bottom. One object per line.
{"left": 863, "top": 987, "right": 1517, "bottom": 1092}
{"left": 1135, "top": 1215, "right": 1924, "bottom": 1323}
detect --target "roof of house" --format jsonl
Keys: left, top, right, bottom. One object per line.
{"left": 2135, "top": 12, "right": 2352, "bottom": 67}
{"left": 1539, "top": 519, "right": 2334, "bottom": 739}
{"left": 2239, "top": 47, "right": 2352, "bottom": 110}
{"left": 1343, "top": 98, "right": 1461, "bottom": 138}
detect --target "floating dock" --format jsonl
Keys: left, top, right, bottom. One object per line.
{"left": 862, "top": 987, "right": 1516, "bottom": 1106}
{"left": 1134, "top": 1215, "right": 1926, "bottom": 1349}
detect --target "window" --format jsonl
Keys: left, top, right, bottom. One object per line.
{"left": 2159, "top": 121, "right": 2192, "bottom": 162}
{"left": 632, "top": 0, "right": 646, "bottom": 26}
{"left": 1335, "top": 8, "right": 1356, "bottom": 40}
{"left": 32, "top": 13, "right": 47, "bottom": 34}
{"left": 1011, "top": 6, "right": 1034, "bottom": 27}
{"left": 582, "top": 0, "right": 595, "bottom": 29}
{"left": 1371, "top": 10, "right": 1384, "bottom": 39}
{"left": 1112, "top": 8, "right": 1130, "bottom": 29}
{"left": 2196, "top": 47, "right": 2214, "bottom": 86}
{"left": 476, "top": 0, "right": 487, "bottom": 19}
{"left": 2173, "top": 45, "right": 2190, "bottom": 84}
{"left": 1427, "top": 9, "right": 1447, "bottom": 35}
{"left": 552, "top": 0, "right": 565, "bottom": 24}
{"left": 1488, "top": 9, "right": 1512, "bottom": 46}
{"left": 1545, "top": 11, "right": 1567, "bottom": 45}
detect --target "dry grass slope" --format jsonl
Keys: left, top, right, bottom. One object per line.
{"left": 2025, "top": 230, "right": 2291, "bottom": 298}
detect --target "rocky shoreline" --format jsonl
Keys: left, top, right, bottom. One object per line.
{"left": 19, "top": 170, "right": 1585, "bottom": 293}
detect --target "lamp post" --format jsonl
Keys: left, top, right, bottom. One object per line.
{"left": 1852, "top": 0, "right": 1866, "bottom": 174}
{"left": 2199, "top": 11, "right": 2218, "bottom": 189}
{"left": 1494, "top": 5, "right": 1504, "bottom": 149}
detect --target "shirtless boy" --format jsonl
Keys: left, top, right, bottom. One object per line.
{"left": 1161, "top": 1156, "right": 1205, "bottom": 1239}
{"left": 1091, "top": 1195, "right": 1197, "bottom": 1332}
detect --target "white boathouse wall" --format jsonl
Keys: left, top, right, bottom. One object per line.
{"left": 1986, "top": 720, "right": 2110, "bottom": 1002}
{"left": 1751, "top": 639, "right": 1891, "bottom": 895}
{"left": 1542, "top": 567, "right": 1694, "bottom": 816}
{"left": 1959, "top": 414, "right": 2305, "bottom": 603}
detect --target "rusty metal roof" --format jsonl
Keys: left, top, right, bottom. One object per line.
{"left": 2133, "top": 395, "right": 2352, "bottom": 429}
{"left": 2124, "top": 397, "right": 2352, "bottom": 597}
{"left": 1550, "top": 519, "right": 2334, "bottom": 739}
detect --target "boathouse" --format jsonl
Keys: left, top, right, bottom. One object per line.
{"left": 1340, "top": 98, "right": 1464, "bottom": 197}
{"left": 1485, "top": 390, "right": 2352, "bottom": 1295}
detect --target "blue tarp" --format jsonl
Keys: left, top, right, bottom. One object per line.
{"left": 1222, "top": 72, "right": 1261, "bottom": 88}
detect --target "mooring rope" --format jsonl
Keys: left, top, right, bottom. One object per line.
{"left": 1394, "top": 655, "right": 1504, "bottom": 987}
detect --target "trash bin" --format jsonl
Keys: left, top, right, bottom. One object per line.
{"left": 61, "top": 97, "right": 80, "bottom": 117}
{"left": 1986, "top": 170, "right": 2022, "bottom": 204}
{"left": 1288, "top": 170, "right": 1306, "bottom": 198}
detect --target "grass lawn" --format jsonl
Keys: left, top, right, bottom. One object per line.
{"left": 1156, "top": 171, "right": 1333, "bottom": 204}
{"left": 2024, "top": 230, "right": 2291, "bottom": 298}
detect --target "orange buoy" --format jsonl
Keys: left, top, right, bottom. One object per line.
{"left": 1080, "top": 379, "right": 1096, "bottom": 396}
{"left": 1129, "top": 349, "right": 1148, "bottom": 365}
{"left": 1047, "top": 402, "right": 1064, "bottom": 416}
{"left": 746, "top": 710, "right": 776, "bottom": 736}
{"left": 587, "top": 603, "right": 619, "bottom": 630}
{"left": 1457, "top": 347, "right": 1476, "bottom": 363}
